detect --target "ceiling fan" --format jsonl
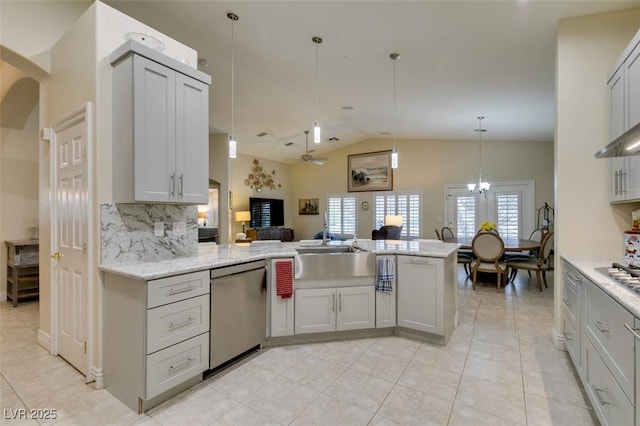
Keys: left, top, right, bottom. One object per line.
{"left": 299, "top": 130, "right": 328, "bottom": 165}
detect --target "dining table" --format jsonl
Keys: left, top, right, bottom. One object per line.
{"left": 443, "top": 236, "right": 541, "bottom": 252}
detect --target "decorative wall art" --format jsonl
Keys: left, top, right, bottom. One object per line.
{"left": 298, "top": 198, "right": 319, "bottom": 215}
{"left": 348, "top": 150, "right": 393, "bottom": 192}
{"left": 244, "top": 158, "right": 281, "bottom": 192}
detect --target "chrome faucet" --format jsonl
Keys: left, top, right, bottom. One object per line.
{"left": 322, "top": 211, "right": 328, "bottom": 245}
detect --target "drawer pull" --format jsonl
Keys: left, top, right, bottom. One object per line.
{"left": 168, "top": 357, "right": 195, "bottom": 375}
{"left": 564, "top": 331, "right": 573, "bottom": 341}
{"left": 332, "top": 294, "right": 335, "bottom": 313}
{"left": 624, "top": 323, "right": 640, "bottom": 341}
{"left": 168, "top": 317, "right": 195, "bottom": 330}
{"left": 591, "top": 319, "right": 611, "bottom": 334}
{"left": 168, "top": 285, "right": 195, "bottom": 295}
{"left": 592, "top": 385, "right": 610, "bottom": 406}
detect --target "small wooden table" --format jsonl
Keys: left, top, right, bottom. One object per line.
{"left": 5, "top": 239, "right": 39, "bottom": 306}
{"left": 444, "top": 236, "right": 540, "bottom": 252}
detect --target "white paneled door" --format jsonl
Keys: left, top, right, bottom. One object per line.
{"left": 51, "top": 104, "right": 90, "bottom": 380}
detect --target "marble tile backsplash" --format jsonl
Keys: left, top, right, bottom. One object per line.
{"left": 101, "top": 203, "right": 198, "bottom": 265}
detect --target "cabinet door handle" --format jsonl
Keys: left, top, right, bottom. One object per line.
{"left": 591, "top": 319, "right": 611, "bottom": 333}
{"left": 168, "top": 357, "right": 195, "bottom": 375}
{"left": 179, "top": 174, "right": 184, "bottom": 196}
{"left": 620, "top": 169, "right": 625, "bottom": 194}
{"left": 168, "top": 284, "right": 195, "bottom": 295}
{"left": 332, "top": 294, "right": 335, "bottom": 312}
{"left": 168, "top": 316, "right": 195, "bottom": 330}
{"left": 615, "top": 170, "right": 619, "bottom": 195}
{"left": 591, "top": 385, "right": 610, "bottom": 406}
{"left": 624, "top": 323, "right": 640, "bottom": 341}
{"left": 339, "top": 293, "right": 342, "bottom": 312}
{"left": 170, "top": 173, "right": 175, "bottom": 197}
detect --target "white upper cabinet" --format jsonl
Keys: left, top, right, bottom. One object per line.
{"left": 625, "top": 41, "right": 640, "bottom": 130}
{"left": 111, "top": 40, "right": 211, "bottom": 204}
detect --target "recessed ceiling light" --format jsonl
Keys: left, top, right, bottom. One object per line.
{"left": 341, "top": 106, "right": 354, "bottom": 110}
{"left": 256, "top": 132, "right": 268, "bottom": 137}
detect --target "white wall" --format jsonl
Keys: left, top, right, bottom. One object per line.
{"left": 0, "top": 105, "right": 39, "bottom": 299}
{"left": 555, "top": 9, "right": 640, "bottom": 337}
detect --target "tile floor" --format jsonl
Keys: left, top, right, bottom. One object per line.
{"left": 0, "top": 269, "right": 598, "bottom": 425}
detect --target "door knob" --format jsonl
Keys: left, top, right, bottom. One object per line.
{"left": 51, "top": 252, "right": 63, "bottom": 260}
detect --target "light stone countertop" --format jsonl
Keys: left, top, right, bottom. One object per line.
{"left": 562, "top": 255, "right": 640, "bottom": 318}
{"left": 99, "top": 239, "right": 460, "bottom": 281}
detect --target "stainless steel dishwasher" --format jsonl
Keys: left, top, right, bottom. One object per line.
{"left": 209, "top": 260, "right": 267, "bottom": 370}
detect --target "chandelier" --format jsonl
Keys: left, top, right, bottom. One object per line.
{"left": 468, "top": 116, "right": 490, "bottom": 193}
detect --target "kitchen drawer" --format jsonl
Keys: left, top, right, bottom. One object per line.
{"left": 146, "top": 294, "right": 210, "bottom": 354}
{"left": 147, "top": 270, "right": 209, "bottom": 308}
{"left": 584, "top": 337, "right": 634, "bottom": 426}
{"left": 562, "top": 306, "right": 580, "bottom": 368}
{"left": 562, "top": 260, "right": 582, "bottom": 294}
{"left": 585, "top": 280, "right": 635, "bottom": 402}
{"left": 562, "top": 282, "right": 579, "bottom": 326}
{"left": 146, "top": 332, "right": 209, "bottom": 399}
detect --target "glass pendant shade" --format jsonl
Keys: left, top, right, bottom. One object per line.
{"left": 313, "top": 122, "right": 320, "bottom": 144}
{"left": 391, "top": 150, "right": 398, "bottom": 169}
{"left": 229, "top": 136, "right": 237, "bottom": 159}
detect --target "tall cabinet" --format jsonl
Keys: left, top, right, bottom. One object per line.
{"left": 110, "top": 40, "right": 211, "bottom": 204}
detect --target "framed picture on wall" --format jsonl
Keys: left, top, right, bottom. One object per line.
{"left": 348, "top": 150, "right": 393, "bottom": 192}
{"left": 298, "top": 198, "right": 319, "bottom": 215}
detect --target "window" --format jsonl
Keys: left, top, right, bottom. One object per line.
{"left": 327, "top": 194, "right": 357, "bottom": 235}
{"left": 373, "top": 191, "right": 421, "bottom": 238}
{"left": 445, "top": 180, "right": 534, "bottom": 239}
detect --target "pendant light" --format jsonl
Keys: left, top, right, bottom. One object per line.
{"left": 227, "top": 12, "right": 238, "bottom": 158}
{"left": 312, "top": 36, "right": 322, "bottom": 143}
{"left": 468, "top": 116, "right": 490, "bottom": 193}
{"left": 390, "top": 53, "right": 400, "bottom": 169}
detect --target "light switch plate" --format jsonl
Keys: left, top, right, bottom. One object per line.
{"left": 174, "top": 221, "right": 186, "bottom": 236}
{"left": 154, "top": 222, "right": 164, "bottom": 237}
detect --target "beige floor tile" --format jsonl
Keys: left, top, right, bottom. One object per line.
{"left": 242, "top": 375, "right": 321, "bottom": 424}
{"left": 397, "top": 359, "right": 461, "bottom": 401}
{"left": 206, "top": 362, "right": 277, "bottom": 401}
{"left": 291, "top": 394, "right": 374, "bottom": 425}
{"left": 525, "top": 392, "right": 598, "bottom": 426}
{"left": 324, "top": 368, "right": 394, "bottom": 412}
{"left": 280, "top": 354, "right": 349, "bottom": 391}
{"left": 411, "top": 343, "right": 469, "bottom": 374}
{"left": 367, "top": 415, "right": 405, "bottom": 425}
{"left": 468, "top": 339, "right": 521, "bottom": 365}
{"left": 210, "top": 404, "right": 283, "bottom": 426}
{"left": 148, "top": 385, "right": 237, "bottom": 425}
{"left": 377, "top": 384, "right": 453, "bottom": 426}
{"left": 247, "top": 344, "right": 313, "bottom": 374}
{"left": 306, "top": 338, "right": 374, "bottom": 365}
{"left": 463, "top": 354, "right": 523, "bottom": 391}
{"left": 522, "top": 364, "right": 590, "bottom": 408}
{"left": 455, "top": 375, "right": 527, "bottom": 425}
{"left": 448, "top": 401, "right": 526, "bottom": 426}
{"left": 350, "top": 346, "right": 413, "bottom": 383}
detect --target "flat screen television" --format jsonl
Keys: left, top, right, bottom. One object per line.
{"left": 249, "top": 197, "right": 284, "bottom": 228}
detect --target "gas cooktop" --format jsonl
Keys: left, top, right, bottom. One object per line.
{"left": 595, "top": 262, "right": 640, "bottom": 294}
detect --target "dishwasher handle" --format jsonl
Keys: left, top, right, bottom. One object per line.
{"left": 210, "top": 260, "right": 267, "bottom": 279}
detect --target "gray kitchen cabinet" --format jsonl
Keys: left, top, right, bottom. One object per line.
{"left": 561, "top": 260, "right": 584, "bottom": 378}
{"left": 269, "top": 258, "right": 295, "bottom": 337}
{"left": 396, "top": 255, "right": 455, "bottom": 343}
{"left": 103, "top": 270, "right": 210, "bottom": 413}
{"left": 375, "top": 255, "right": 396, "bottom": 328}
{"left": 294, "top": 286, "right": 375, "bottom": 334}
{"left": 111, "top": 40, "right": 211, "bottom": 204}
{"left": 582, "top": 278, "right": 635, "bottom": 425}
{"left": 608, "top": 30, "right": 640, "bottom": 203}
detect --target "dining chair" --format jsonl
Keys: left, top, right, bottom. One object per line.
{"left": 506, "top": 231, "right": 554, "bottom": 291}
{"left": 471, "top": 232, "right": 506, "bottom": 291}
{"left": 441, "top": 227, "right": 455, "bottom": 240}
{"left": 434, "top": 228, "right": 443, "bottom": 240}
{"left": 505, "top": 228, "right": 544, "bottom": 278}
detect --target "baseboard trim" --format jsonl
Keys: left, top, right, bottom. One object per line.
{"left": 0, "top": 291, "right": 6, "bottom": 301}
{"left": 91, "top": 366, "right": 104, "bottom": 389}
{"left": 551, "top": 326, "right": 566, "bottom": 351}
{"left": 37, "top": 329, "right": 51, "bottom": 352}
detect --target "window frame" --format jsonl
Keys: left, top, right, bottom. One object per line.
{"left": 372, "top": 190, "right": 422, "bottom": 239}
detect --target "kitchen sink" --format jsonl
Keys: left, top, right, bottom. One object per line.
{"left": 294, "top": 248, "right": 375, "bottom": 288}
{"left": 295, "top": 246, "right": 356, "bottom": 254}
